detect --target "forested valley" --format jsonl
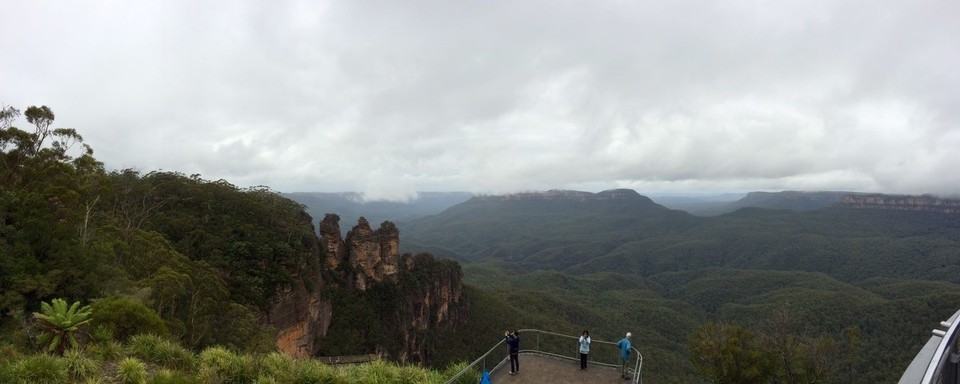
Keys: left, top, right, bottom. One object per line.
{"left": 396, "top": 191, "right": 960, "bottom": 383}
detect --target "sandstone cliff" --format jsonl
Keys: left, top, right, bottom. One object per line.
{"left": 836, "top": 194, "right": 960, "bottom": 214}
{"left": 265, "top": 222, "right": 332, "bottom": 357}
{"left": 393, "top": 253, "right": 467, "bottom": 362}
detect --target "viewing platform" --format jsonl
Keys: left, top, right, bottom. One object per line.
{"left": 486, "top": 354, "right": 636, "bottom": 383}
{"left": 446, "top": 329, "right": 642, "bottom": 384}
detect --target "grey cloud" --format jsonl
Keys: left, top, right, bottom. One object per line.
{"left": 1, "top": 0, "right": 958, "bottom": 199}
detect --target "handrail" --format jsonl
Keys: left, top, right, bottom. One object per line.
{"left": 444, "top": 328, "right": 643, "bottom": 384}
{"left": 921, "top": 309, "right": 960, "bottom": 383}
{"left": 899, "top": 308, "right": 960, "bottom": 383}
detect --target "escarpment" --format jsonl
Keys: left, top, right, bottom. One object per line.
{"left": 268, "top": 212, "right": 466, "bottom": 364}
{"left": 836, "top": 194, "right": 960, "bottom": 214}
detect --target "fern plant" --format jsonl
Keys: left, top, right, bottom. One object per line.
{"left": 32, "top": 298, "right": 93, "bottom": 354}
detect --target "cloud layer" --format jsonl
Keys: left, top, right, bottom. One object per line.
{"left": 2, "top": 0, "right": 958, "bottom": 200}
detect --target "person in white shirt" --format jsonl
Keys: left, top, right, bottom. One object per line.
{"left": 578, "top": 329, "right": 592, "bottom": 370}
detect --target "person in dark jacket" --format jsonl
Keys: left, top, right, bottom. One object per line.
{"left": 505, "top": 330, "right": 520, "bottom": 374}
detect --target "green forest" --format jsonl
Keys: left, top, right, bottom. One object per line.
{"left": 400, "top": 190, "right": 960, "bottom": 383}
{"left": 0, "top": 104, "right": 481, "bottom": 383}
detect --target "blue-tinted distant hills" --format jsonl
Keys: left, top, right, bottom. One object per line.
{"left": 282, "top": 191, "right": 473, "bottom": 231}
{"left": 652, "top": 190, "right": 856, "bottom": 216}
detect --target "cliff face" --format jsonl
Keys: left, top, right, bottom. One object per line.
{"left": 265, "top": 224, "right": 332, "bottom": 358}
{"left": 393, "top": 253, "right": 467, "bottom": 363}
{"left": 836, "top": 194, "right": 960, "bottom": 214}
{"left": 268, "top": 275, "right": 332, "bottom": 358}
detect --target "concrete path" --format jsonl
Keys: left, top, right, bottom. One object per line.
{"left": 488, "top": 354, "right": 635, "bottom": 384}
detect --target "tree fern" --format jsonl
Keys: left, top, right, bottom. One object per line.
{"left": 32, "top": 298, "right": 93, "bottom": 355}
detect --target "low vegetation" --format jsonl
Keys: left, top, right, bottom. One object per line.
{"left": 0, "top": 336, "right": 478, "bottom": 383}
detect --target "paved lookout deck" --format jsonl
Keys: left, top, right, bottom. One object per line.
{"left": 487, "top": 354, "right": 635, "bottom": 384}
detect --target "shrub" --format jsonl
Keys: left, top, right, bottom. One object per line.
{"left": 348, "top": 359, "right": 399, "bottom": 384}
{"left": 87, "top": 340, "right": 124, "bottom": 362}
{"left": 116, "top": 357, "right": 147, "bottom": 384}
{"left": 294, "top": 359, "right": 342, "bottom": 384}
{"left": 148, "top": 368, "right": 200, "bottom": 384}
{"left": 11, "top": 354, "right": 69, "bottom": 383}
{"left": 0, "top": 343, "right": 20, "bottom": 363}
{"left": 258, "top": 351, "right": 294, "bottom": 382}
{"left": 254, "top": 376, "right": 279, "bottom": 384}
{"left": 63, "top": 348, "right": 100, "bottom": 380}
{"left": 0, "top": 362, "right": 14, "bottom": 383}
{"left": 198, "top": 346, "right": 254, "bottom": 383}
{"left": 127, "top": 334, "right": 196, "bottom": 371}
{"left": 91, "top": 297, "right": 167, "bottom": 341}
{"left": 441, "top": 361, "right": 478, "bottom": 384}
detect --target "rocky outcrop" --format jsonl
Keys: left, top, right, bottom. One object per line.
{"left": 313, "top": 216, "right": 467, "bottom": 364}
{"left": 344, "top": 217, "right": 400, "bottom": 291}
{"left": 835, "top": 194, "right": 960, "bottom": 214}
{"left": 268, "top": 211, "right": 466, "bottom": 364}
{"left": 319, "top": 214, "right": 346, "bottom": 270}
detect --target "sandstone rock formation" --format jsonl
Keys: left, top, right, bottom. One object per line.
{"left": 344, "top": 217, "right": 400, "bottom": 291}
{"left": 319, "top": 214, "right": 346, "bottom": 270}
{"left": 265, "top": 208, "right": 466, "bottom": 364}
{"left": 836, "top": 194, "right": 960, "bottom": 214}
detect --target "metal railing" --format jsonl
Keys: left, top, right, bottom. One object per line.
{"left": 900, "top": 309, "right": 960, "bottom": 383}
{"left": 444, "top": 329, "right": 643, "bottom": 384}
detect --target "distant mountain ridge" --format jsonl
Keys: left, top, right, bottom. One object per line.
{"left": 475, "top": 188, "right": 656, "bottom": 203}
{"left": 283, "top": 191, "right": 473, "bottom": 231}
{"left": 835, "top": 193, "right": 960, "bottom": 214}
{"left": 661, "top": 190, "right": 960, "bottom": 215}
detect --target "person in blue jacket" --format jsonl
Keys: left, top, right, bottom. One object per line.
{"left": 616, "top": 332, "right": 632, "bottom": 379}
{"left": 505, "top": 330, "right": 520, "bottom": 374}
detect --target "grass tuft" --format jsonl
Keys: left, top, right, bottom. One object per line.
{"left": 198, "top": 346, "right": 254, "bottom": 383}
{"left": 63, "top": 348, "right": 101, "bottom": 380}
{"left": 116, "top": 357, "right": 148, "bottom": 384}
{"left": 147, "top": 368, "right": 200, "bottom": 384}
{"left": 12, "top": 354, "right": 69, "bottom": 384}
{"left": 127, "top": 334, "right": 196, "bottom": 371}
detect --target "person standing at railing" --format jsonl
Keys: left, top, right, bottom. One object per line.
{"left": 505, "top": 330, "right": 520, "bottom": 375}
{"left": 578, "top": 330, "right": 592, "bottom": 370}
{"left": 617, "top": 332, "right": 632, "bottom": 379}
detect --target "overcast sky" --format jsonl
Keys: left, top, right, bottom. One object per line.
{"left": 2, "top": 0, "right": 958, "bottom": 201}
